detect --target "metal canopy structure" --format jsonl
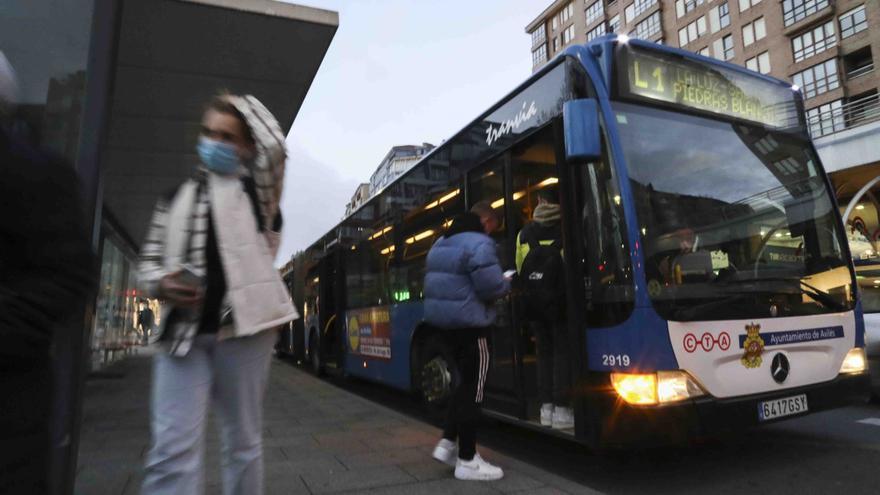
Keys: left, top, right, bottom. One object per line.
{"left": 102, "top": 0, "right": 338, "bottom": 246}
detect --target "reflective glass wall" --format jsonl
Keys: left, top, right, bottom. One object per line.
{"left": 1, "top": 1, "right": 96, "bottom": 159}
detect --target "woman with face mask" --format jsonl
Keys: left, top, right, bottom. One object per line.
{"left": 137, "top": 94, "right": 298, "bottom": 495}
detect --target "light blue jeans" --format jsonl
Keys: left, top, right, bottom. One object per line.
{"left": 142, "top": 329, "right": 277, "bottom": 495}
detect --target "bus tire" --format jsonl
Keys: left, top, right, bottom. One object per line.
{"left": 309, "top": 329, "right": 325, "bottom": 377}
{"left": 416, "top": 335, "right": 457, "bottom": 414}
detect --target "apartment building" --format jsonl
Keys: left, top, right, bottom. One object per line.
{"left": 527, "top": 1, "right": 877, "bottom": 137}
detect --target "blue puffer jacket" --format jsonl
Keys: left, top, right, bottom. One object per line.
{"left": 424, "top": 213, "right": 510, "bottom": 329}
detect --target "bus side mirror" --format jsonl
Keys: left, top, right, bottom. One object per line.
{"left": 563, "top": 99, "right": 601, "bottom": 163}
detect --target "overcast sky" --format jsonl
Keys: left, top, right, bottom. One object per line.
{"left": 276, "top": 0, "right": 539, "bottom": 262}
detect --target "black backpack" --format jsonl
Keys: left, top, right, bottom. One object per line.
{"left": 520, "top": 227, "right": 565, "bottom": 321}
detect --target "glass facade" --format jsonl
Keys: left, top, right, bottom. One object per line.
{"left": 1, "top": 1, "right": 96, "bottom": 162}
{"left": 2, "top": 1, "right": 150, "bottom": 370}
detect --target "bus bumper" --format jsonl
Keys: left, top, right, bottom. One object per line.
{"left": 599, "top": 372, "right": 871, "bottom": 447}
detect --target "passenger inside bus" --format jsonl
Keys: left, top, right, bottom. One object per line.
{"left": 515, "top": 189, "right": 573, "bottom": 430}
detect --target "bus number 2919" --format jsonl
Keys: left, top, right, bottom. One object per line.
{"left": 602, "top": 354, "right": 631, "bottom": 367}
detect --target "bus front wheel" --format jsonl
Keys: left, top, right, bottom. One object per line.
{"left": 309, "top": 330, "right": 325, "bottom": 376}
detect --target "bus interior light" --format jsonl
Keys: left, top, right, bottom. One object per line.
{"left": 610, "top": 373, "right": 657, "bottom": 405}
{"left": 657, "top": 371, "right": 706, "bottom": 403}
{"left": 839, "top": 348, "right": 867, "bottom": 374}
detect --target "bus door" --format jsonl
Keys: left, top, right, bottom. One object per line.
{"left": 467, "top": 154, "right": 521, "bottom": 416}
{"left": 507, "top": 124, "right": 577, "bottom": 429}
{"left": 317, "top": 247, "right": 346, "bottom": 371}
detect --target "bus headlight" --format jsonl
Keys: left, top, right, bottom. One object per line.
{"left": 657, "top": 371, "right": 706, "bottom": 403}
{"left": 611, "top": 371, "right": 706, "bottom": 405}
{"left": 610, "top": 373, "right": 657, "bottom": 404}
{"left": 839, "top": 348, "right": 867, "bottom": 374}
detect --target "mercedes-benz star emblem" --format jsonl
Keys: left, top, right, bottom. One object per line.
{"left": 771, "top": 353, "right": 790, "bottom": 383}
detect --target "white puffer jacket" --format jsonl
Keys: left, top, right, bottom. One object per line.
{"left": 138, "top": 95, "right": 298, "bottom": 355}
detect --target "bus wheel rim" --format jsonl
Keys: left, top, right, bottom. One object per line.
{"left": 421, "top": 356, "right": 451, "bottom": 403}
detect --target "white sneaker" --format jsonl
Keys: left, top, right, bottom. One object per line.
{"left": 432, "top": 438, "right": 457, "bottom": 467}
{"left": 540, "top": 403, "right": 553, "bottom": 426}
{"left": 551, "top": 406, "right": 574, "bottom": 430}
{"left": 454, "top": 453, "right": 504, "bottom": 481}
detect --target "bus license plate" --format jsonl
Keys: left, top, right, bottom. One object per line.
{"left": 758, "top": 394, "right": 808, "bottom": 421}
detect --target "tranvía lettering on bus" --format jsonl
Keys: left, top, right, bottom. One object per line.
{"left": 485, "top": 100, "right": 538, "bottom": 147}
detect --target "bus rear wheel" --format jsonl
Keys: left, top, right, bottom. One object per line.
{"left": 417, "top": 336, "right": 456, "bottom": 412}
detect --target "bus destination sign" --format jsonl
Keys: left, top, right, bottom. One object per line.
{"left": 619, "top": 46, "right": 799, "bottom": 129}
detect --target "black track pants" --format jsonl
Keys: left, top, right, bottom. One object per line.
{"left": 441, "top": 327, "right": 490, "bottom": 461}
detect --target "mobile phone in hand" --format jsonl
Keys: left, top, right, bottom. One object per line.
{"left": 176, "top": 264, "right": 204, "bottom": 289}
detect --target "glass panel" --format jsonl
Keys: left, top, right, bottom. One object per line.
{"left": 614, "top": 102, "right": 853, "bottom": 321}
{"left": 1, "top": 1, "right": 97, "bottom": 163}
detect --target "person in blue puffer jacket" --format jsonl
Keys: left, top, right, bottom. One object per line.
{"left": 426, "top": 201, "right": 511, "bottom": 481}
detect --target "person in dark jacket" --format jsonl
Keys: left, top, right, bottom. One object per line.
{"left": 514, "top": 190, "right": 573, "bottom": 429}
{"left": 0, "top": 54, "right": 95, "bottom": 494}
{"left": 425, "top": 201, "right": 510, "bottom": 481}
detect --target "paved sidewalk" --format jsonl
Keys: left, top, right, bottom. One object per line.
{"left": 75, "top": 350, "right": 597, "bottom": 494}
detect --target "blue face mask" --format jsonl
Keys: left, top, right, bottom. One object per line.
{"left": 197, "top": 137, "right": 242, "bottom": 175}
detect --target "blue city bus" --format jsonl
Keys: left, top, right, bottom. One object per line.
{"left": 280, "top": 35, "right": 871, "bottom": 446}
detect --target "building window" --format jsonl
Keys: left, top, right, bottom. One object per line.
{"left": 792, "top": 58, "right": 839, "bottom": 98}
{"left": 588, "top": 23, "right": 608, "bottom": 41}
{"left": 745, "top": 52, "right": 770, "bottom": 73}
{"left": 792, "top": 21, "right": 836, "bottom": 63}
{"left": 586, "top": 1, "right": 605, "bottom": 25}
{"left": 678, "top": 15, "right": 707, "bottom": 46}
{"left": 839, "top": 5, "right": 868, "bottom": 39}
{"left": 625, "top": 3, "right": 635, "bottom": 24}
{"left": 742, "top": 17, "right": 766, "bottom": 47}
{"left": 738, "top": 0, "right": 761, "bottom": 13}
{"left": 719, "top": 2, "right": 730, "bottom": 28}
{"left": 699, "top": 46, "right": 710, "bottom": 56}
{"left": 676, "top": 0, "right": 706, "bottom": 18}
{"left": 562, "top": 24, "right": 576, "bottom": 45}
{"left": 633, "top": 0, "right": 658, "bottom": 18}
{"left": 630, "top": 11, "right": 662, "bottom": 40}
{"left": 532, "top": 45, "right": 548, "bottom": 67}
{"left": 843, "top": 46, "right": 874, "bottom": 79}
{"left": 713, "top": 34, "right": 736, "bottom": 60}
{"left": 609, "top": 14, "right": 621, "bottom": 32}
{"left": 806, "top": 100, "right": 844, "bottom": 137}
{"left": 531, "top": 25, "right": 547, "bottom": 47}
{"left": 782, "top": 0, "right": 830, "bottom": 27}
{"left": 552, "top": 16, "right": 559, "bottom": 30}
{"left": 553, "top": 36, "right": 560, "bottom": 52}
{"left": 560, "top": 2, "right": 574, "bottom": 24}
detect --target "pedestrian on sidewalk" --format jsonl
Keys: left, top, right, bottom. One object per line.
{"left": 424, "top": 201, "right": 511, "bottom": 481}
{"left": 138, "top": 93, "right": 298, "bottom": 495}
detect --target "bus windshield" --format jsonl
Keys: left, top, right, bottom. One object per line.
{"left": 613, "top": 102, "right": 854, "bottom": 321}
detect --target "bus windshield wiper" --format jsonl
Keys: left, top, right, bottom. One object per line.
{"left": 720, "top": 276, "right": 847, "bottom": 312}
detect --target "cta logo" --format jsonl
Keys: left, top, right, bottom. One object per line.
{"left": 683, "top": 332, "right": 731, "bottom": 353}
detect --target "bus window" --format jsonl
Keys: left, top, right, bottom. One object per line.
{"left": 578, "top": 134, "right": 635, "bottom": 327}
{"left": 389, "top": 183, "right": 464, "bottom": 302}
